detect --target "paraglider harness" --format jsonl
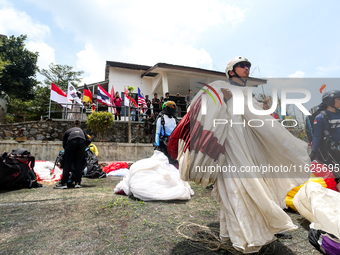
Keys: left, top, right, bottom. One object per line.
{"left": 151, "top": 111, "right": 179, "bottom": 148}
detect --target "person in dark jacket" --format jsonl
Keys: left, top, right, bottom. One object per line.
{"left": 54, "top": 120, "right": 91, "bottom": 189}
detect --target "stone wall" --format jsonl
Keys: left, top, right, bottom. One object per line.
{"left": 0, "top": 119, "right": 152, "bottom": 143}
{"left": 0, "top": 141, "right": 154, "bottom": 161}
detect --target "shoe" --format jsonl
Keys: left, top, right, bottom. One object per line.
{"left": 75, "top": 183, "right": 82, "bottom": 188}
{"left": 54, "top": 182, "right": 67, "bottom": 189}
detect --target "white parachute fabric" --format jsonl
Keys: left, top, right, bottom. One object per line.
{"left": 34, "top": 160, "right": 62, "bottom": 182}
{"left": 293, "top": 181, "right": 340, "bottom": 239}
{"left": 176, "top": 80, "right": 311, "bottom": 253}
{"left": 114, "top": 150, "right": 194, "bottom": 201}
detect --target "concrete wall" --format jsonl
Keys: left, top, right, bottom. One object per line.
{"left": 0, "top": 140, "right": 154, "bottom": 162}
{"left": 108, "top": 67, "right": 154, "bottom": 100}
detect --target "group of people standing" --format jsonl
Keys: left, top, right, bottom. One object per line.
{"left": 111, "top": 90, "right": 193, "bottom": 121}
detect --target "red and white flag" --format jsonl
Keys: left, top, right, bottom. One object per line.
{"left": 50, "top": 83, "right": 71, "bottom": 109}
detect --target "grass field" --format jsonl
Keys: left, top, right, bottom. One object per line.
{"left": 0, "top": 177, "right": 322, "bottom": 255}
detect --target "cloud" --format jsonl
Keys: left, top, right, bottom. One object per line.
{"left": 26, "top": 0, "right": 246, "bottom": 83}
{"left": 76, "top": 44, "right": 104, "bottom": 84}
{"left": 316, "top": 65, "right": 340, "bottom": 76}
{"left": 26, "top": 41, "right": 55, "bottom": 70}
{"left": 288, "top": 71, "right": 305, "bottom": 78}
{"left": 0, "top": 0, "right": 56, "bottom": 76}
{"left": 0, "top": 3, "right": 50, "bottom": 40}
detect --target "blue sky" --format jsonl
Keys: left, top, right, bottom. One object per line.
{"left": 1, "top": 0, "right": 339, "bottom": 104}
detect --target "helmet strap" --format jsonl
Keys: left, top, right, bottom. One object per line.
{"left": 230, "top": 68, "right": 248, "bottom": 86}
{"left": 332, "top": 105, "right": 339, "bottom": 112}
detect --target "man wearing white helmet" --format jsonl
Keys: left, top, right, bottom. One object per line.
{"left": 226, "top": 56, "right": 251, "bottom": 84}
{"left": 168, "top": 56, "right": 310, "bottom": 253}
{"left": 221, "top": 56, "right": 251, "bottom": 101}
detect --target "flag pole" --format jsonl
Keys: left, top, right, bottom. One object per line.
{"left": 48, "top": 99, "right": 51, "bottom": 118}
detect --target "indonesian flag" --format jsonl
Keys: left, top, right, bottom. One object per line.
{"left": 124, "top": 86, "right": 138, "bottom": 107}
{"left": 83, "top": 84, "right": 92, "bottom": 103}
{"left": 97, "top": 84, "right": 112, "bottom": 106}
{"left": 50, "top": 83, "right": 71, "bottom": 109}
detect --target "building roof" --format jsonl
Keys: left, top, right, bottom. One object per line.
{"left": 105, "top": 60, "right": 267, "bottom": 87}
{"left": 141, "top": 62, "right": 227, "bottom": 78}
{"left": 105, "top": 61, "right": 152, "bottom": 80}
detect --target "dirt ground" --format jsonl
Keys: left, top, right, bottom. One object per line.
{"left": 0, "top": 176, "right": 322, "bottom": 255}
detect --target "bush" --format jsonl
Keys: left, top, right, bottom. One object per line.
{"left": 5, "top": 115, "right": 15, "bottom": 124}
{"left": 86, "top": 111, "right": 114, "bottom": 141}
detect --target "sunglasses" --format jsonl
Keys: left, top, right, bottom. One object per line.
{"left": 236, "top": 63, "right": 251, "bottom": 69}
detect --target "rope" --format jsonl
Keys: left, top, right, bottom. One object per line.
{"left": 176, "top": 222, "right": 272, "bottom": 254}
{"left": 176, "top": 222, "right": 237, "bottom": 253}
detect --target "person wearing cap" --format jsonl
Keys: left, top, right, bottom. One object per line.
{"left": 169, "top": 56, "right": 310, "bottom": 253}
{"left": 310, "top": 90, "right": 340, "bottom": 190}
{"left": 154, "top": 101, "right": 178, "bottom": 164}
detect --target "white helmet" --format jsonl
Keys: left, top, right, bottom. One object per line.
{"left": 225, "top": 56, "right": 251, "bottom": 78}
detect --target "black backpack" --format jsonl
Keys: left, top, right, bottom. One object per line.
{"left": 0, "top": 148, "right": 42, "bottom": 189}
{"left": 83, "top": 148, "right": 106, "bottom": 179}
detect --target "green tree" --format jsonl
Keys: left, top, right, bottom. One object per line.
{"left": 40, "top": 63, "right": 84, "bottom": 91}
{"left": 0, "top": 35, "right": 39, "bottom": 99}
{"left": 0, "top": 35, "right": 8, "bottom": 77}
{"left": 7, "top": 85, "right": 50, "bottom": 121}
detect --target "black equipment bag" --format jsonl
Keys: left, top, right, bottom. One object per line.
{"left": 83, "top": 148, "right": 106, "bottom": 179}
{"left": 0, "top": 148, "right": 41, "bottom": 189}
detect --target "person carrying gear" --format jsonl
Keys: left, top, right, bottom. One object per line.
{"left": 168, "top": 56, "right": 310, "bottom": 253}
{"left": 154, "top": 101, "right": 178, "bottom": 164}
{"left": 309, "top": 90, "right": 340, "bottom": 189}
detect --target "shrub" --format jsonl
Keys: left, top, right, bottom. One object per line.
{"left": 86, "top": 111, "right": 114, "bottom": 141}
{"left": 5, "top": 115, "right": 15, "bottom": 124}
